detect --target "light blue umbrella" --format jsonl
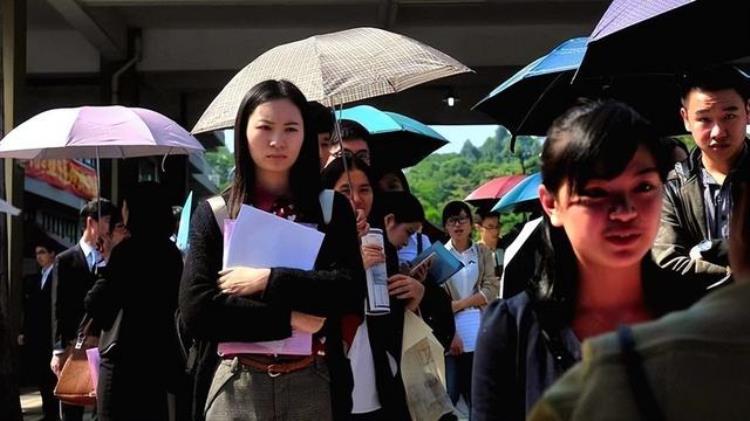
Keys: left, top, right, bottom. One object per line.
{"left": 175, "top": 191, "right": 193, "bottom": 252}
{"left": 339, "top": 105, "right": 448, "bottom": 169}
{"left": 492, "top": 172, "right": 541, "bottom": 213}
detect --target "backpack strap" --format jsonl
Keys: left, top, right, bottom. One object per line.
{"left": 617, "top": 325, "right": 665, "bottom": 421}
{"left": 207, "top": 196, "right": 228, "bottom": 235}
{"left": 319, "top": 189, "right": 334, "bottom": 226}
{"left": 209, "top": 191, "right": 333, "bottom": 232}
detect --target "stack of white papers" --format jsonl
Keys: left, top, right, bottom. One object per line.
{"left": 219, "top": 205, "right": 325, "bottom": 356}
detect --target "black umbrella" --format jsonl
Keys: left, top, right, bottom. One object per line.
{"left": 575, "top": 0, "right": 750, "bottom": 80}
{"left": 474, "top": 37, "right": 686, "bottom": 146}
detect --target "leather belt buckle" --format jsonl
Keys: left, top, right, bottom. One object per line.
{"left": 267, "top": 364, "right": 282, "bottom": 378}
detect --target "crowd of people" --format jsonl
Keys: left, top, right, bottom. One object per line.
{"left": 15, "top": 63, "right": 750, "bottom": 421}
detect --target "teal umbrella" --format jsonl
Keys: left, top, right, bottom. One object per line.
{"left": 492, "top": 172, "right": 542, "bottom": 213}
{"left": 339, "top": 105, "right": 448, "bottom": 169}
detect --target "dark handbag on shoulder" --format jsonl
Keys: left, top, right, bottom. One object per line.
{"left": 54, "top": 317, "right": 98, "bottom": 406}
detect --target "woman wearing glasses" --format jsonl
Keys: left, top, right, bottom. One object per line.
{"left": 441, "top": 200, "right": 501, "bottom": 415}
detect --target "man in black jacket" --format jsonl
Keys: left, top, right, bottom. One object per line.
{"left": 50, "top": 198, "right": 114, "bottom": 421}
{"left": 19, "top": 241, "right": 57, "bottom": 420}
{"left": 653, "top": 65, "right": 750, "bottom": 290}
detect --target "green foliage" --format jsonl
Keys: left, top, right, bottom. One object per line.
{"left": 407, "top": 130, "right": 542, "bottom": 234}
{"left": 205, "top": 146, "right": 234, "bottom": 191}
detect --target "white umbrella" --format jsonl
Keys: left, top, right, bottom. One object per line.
{"left": 192, "top": 27, "right": 473, "bottom": 134}
{"left": 0, "top": 106, "right": 204, "bottom": 160}
{"left": 0, "top": 105, "right": 205, "bottom": 203}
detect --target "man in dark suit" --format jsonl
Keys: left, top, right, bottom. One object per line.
{"left": 19, "top": 241, "right": 58, "bottom": 420}
{"left": 50, "top": 198, "right": 114, "bottom": 421}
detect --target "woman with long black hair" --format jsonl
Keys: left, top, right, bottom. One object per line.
{"left": 179, "top": 80, "right": 365, "bottom": 420}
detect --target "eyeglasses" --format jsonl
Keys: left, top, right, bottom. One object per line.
{"left": 446, "top": 216, "right": 469, "bottom": 226}
{"left": 332, "top": 148, "right": 371, "bottom": 164}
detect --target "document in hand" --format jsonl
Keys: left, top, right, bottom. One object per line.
{"left": 411, "top": 242, "right": 464, "bottom": 285}
{"left": 219, "top": 204, "right": 325, "bottom": 356}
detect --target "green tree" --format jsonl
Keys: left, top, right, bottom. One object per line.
{"left": 407, "top": 129, "right": 541, "bottom": 234}
{"left": 205, "top": 146, "right": 234, "bottom": 190}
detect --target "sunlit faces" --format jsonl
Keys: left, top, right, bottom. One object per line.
{"left": 333, "top": 169, "right": 374, "bottom": 219}
{"left": 246, "top": 99, "right": 304, "bottom": 175}
{"left": 384, "top": 214, "right": 421, "bottom": 250}
{"left": 445, "top": 210, "right": 472, "bottom": 244}
{"left": 681, "top": 89, "right": 750, "bottom": 166}
{"left": 477, "top": 215, "right": 500, "bottom": 246}
{"left": 540, "top": 146, "right": 664, "bottom": 270}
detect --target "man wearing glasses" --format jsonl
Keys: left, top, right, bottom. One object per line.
{"left": 475, "top": 209, "right": 504, "bottom": 278}
{"left": 326, "top": 120, "right": 372, "bottom": 167}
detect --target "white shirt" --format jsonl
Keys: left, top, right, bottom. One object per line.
{"left": 444, "top": 240, "right": 480, "bottom": 301}
{"left": 40, "top": 265, "right": 53, "bottom": 290}
{"left": 79, "top": 238, "right": 100, "bottom": 272}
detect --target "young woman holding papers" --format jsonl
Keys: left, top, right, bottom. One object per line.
{"left": 179, "top": 80, "right": 365, "bottom": 420}
{"left": 471, "top": 101, "right": 705, "bottom": 421}
{"left": 440, "top": 200, "right": 501, "bottom": 414}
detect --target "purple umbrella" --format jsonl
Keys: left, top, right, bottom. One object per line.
{"left": 575, "top": 0, "right": 750, "bottom": 80}
{"left": 0, "top": 106, "right": 205, "bottom": 199}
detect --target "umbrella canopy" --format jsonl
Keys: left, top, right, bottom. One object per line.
{"left": 192, "top": 27, "right": 473, "bottom": 134}
{"left": 0, "top": 106, "right": 205, "bottom": 160}
{"left": 464, "top": 174, "right": 526, "bottom": 208}
{"left": 339, "top": 105, "right": 448, "bottom": 169}
{"left": 576, "top": 0, "right": 750, "bottom": 80}
{"left": 492, "top": 172, "right": 542, "bottom": 213}
{"left": 474, "top": 37, "right": 685, "bottom": 139}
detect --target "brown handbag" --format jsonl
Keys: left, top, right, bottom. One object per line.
{"left": 54, "top": 319, "right": 98, "bottom": 406}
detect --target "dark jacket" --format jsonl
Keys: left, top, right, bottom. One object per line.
{"left": 85, "top": 236, "right": 184, "bottom": 421}
{"left": 21, "top": 269, "right": 54, "bottom": 369}
{"left": 178, "top": 193, "right": 365, "bottom": 421}
{"left": 53, "top": 244, "right": 97, "bottom": 350}
{"left": 652, "top": 141, "right": 750, "bottom": 289}
{"left": 472, "top": 223, "right": 705, "bottom": 421}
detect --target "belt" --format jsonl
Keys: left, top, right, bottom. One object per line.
{"left": 235, "top": 355, "right": 316, "bottom": 378}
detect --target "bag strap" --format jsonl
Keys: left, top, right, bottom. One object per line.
{"left": 416, "top": 232, "right": 423, "bottom": 254}
{"left": 208, "top": 195, "right": 228, "bottom": 235}
{"left": 617, "top": 325, "right": 665, "bottom": 421}
{"left": 209, "top": 191, "right": 334, "bottom": 233}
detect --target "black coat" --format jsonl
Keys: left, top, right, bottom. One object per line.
{"left": 21, "top": 270, "right": 54, "bottom": 371}
{"left": 178, "top": 193, "right": 366, "bottom": 421}
{"left": 53, "top": 245, "right": 97, "bottom": 350}
{"left": 85, "top": 236, "right": 184, "bottom": 421}
{"left": 471, "top": 251, "right": 706, "bottom": 421}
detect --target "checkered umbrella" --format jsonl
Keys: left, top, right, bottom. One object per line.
{"left": 192, "top": 27, "right": 473, "bottom": 134}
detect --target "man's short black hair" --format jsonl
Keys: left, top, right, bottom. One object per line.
{"left": 339, "top": 120, "right": 370, "bottom": 142}
{"left": 309, "top": 101, "right": 334, "bottom": 135}
{"left": 442, "top": 201, "right": 473, "bottom": 227}
{"left": 79, "top": 198, "right": 115, "bottom": 227}
{"left": 680, "top": 65, "right": 750, "bottom": 104}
